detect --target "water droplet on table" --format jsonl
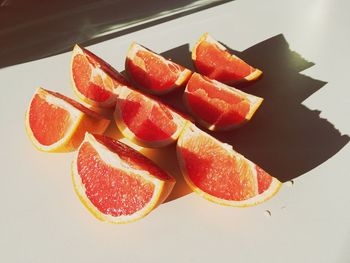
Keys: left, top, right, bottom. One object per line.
{"left": 286, "top": 180, "right": 294, "bottom": 187}
{"left": 264, "top": 210, "right": 272, "bottom": 217}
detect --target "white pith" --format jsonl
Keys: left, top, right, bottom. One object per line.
{"left": 175, "top": 68, "right": 192, "bottom": 86}
{"left": 205, "top": 33, "right": 227, "bottom": 51}
{"left": 127, "top": 43, "right": 173, "bottom": 69}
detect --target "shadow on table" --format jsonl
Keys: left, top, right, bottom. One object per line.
{"left": 0, "top": 0, "right": 231, "bottom": 69}
{"left": 156, "top": 34, "right": 349, "bottom": 202}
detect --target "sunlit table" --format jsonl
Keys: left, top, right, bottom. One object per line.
{"left": 1, "top": 0, "right": 349, "bottom": 262}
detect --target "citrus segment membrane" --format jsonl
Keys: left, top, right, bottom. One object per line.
{"left": 71, "top": 45, "right": 130, "bottom": 107}
{"left": 114, "top": 86, "right": 189, "bottom": 147}
{"left": 72, "top": 54, "right": 112, "bottom": 102}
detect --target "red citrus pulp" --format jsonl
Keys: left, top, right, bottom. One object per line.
{"left": 177, "top": 124, "right": 281, "bottom": 206}
{"left": 114, "top": 86, "right": 189, "bottom": 148}
{"left": 125, "top": 42, "right": 192, "bottom": 95}
{"left": 25, "top": 88, "right": 110, "bottom": 152}
{"left": 71, "top": 44, "right": 130, "bottom": 108}
{"left": 72, "top": 133, "right": 175, "bottom": 223}
{"left": 184, "top": 73, "right": 263, "bottom": 131}
{"left": 192, "top": 33, "right": 262, "bottom": 84}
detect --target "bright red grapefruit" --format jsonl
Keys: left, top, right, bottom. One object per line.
{"left": 71, "top": 44, "right": 130, "bottom": 108}
{"left": 177, "top": 124, "right": 281, "bottom": 206}
{"left": 25, "top": 88, "right": 110, "bottom": 152}
{"left": 114, "top": 86, "right": 189, "bottom": 148}
{"left": 192, "top": 33, "right": 262, "bottom": 84}
{"left": 184, "top": 73, "right": 263, "bottom": 131}
{"left": 72, "top": 133, "right": 175, "bottom": 223}
{"left": 125, "top": 42, "right": 192, "bottom": 95}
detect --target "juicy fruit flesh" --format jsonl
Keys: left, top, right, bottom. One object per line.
{"left": 179, "top": 130, "right": 273, "bottom": 201}
{"left": 127, "top": 50, "right": 181, "bottom": 92}
{"left": 195, "top": 40, "right": 254, "bottom": 81}
{"left": 120, "top": 91, "right": 178, "bottom": 141}
{"left": 72, "top": 54, "right": 112, "bottom": 102}
{"left": 186, "top": 74, "right": 250, "bottom": 127}
{"left": 77, "top": 142, "right": 155, "bottom": 216}
{"left": 29, "top": 93, "right": 72, "bottom": 146}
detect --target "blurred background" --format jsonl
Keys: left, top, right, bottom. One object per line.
{"left": 0, "top": 0, "right": 230, "bottom": 68}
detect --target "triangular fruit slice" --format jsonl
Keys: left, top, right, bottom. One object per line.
{"left": 184, "top": 73, "right": 263, "bottom": 131}
{"left": 25, "top": 88, "right": 110, "bottom": 152}
{"left": 125, "top": 42, "right": 192, "bottom": 95}
{"left": 177, "top": 124, "right": 281, "bottom": 207}
{"left": 72, "top": 133, "right": 175, "bottom": 223}
{"left": 71, "top": 44, "right": 130, "bottom": 108}
{"left": 192, "top": 33, "right": 262, "bottom": 84}
{"left": 114, "top": 86, "right": 189, "bottom": 148}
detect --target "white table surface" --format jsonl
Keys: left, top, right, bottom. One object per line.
{"left": 1, "top": 0, "right": 350, "bottom": 262}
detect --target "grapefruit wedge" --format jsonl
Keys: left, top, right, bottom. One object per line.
{"left": 192, "top": 33, "right": 262, "bottom": 84}
{"left": 25, "top": 88, "right": 110, "bottom": 152}
{"left": 184, "top": 73, "right": 263, "bottom": 131}
{"left": 125, "top": 42, "right": 192, "bottom": 95}
{"left": 177, "top": 124, "right": 281, "bottom": 207}
{"left": 114, "top": 86, "right": 189, "bottom": 148}
{"left": 71, "top": 44, "right": 130, "bottom": 108}
{"left": 72, "top": 133, "right": 175, "bottom": 223}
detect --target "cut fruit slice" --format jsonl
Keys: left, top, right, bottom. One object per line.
{"left": 125, "top": 42, "right": 192, "bottom": 95}
{"left": 192, "top": 33, "right": 262, "bottom": 84}
{"left": 184, "top": 73, "right": 263, "bottom": 131}
{"left": 25, "top": 88, "right": 110, "bottom": 152}
{"left": 71, "top": 44, "right": 130, "bottom": 108}
{"left": 177, "top": 124, "right": 281, "bottom": 206}
{"left": 72, "top": 133, "right": 175, "bottom": 223}
{"left": 114, "top": 86, "right": 189, "bottom": 148}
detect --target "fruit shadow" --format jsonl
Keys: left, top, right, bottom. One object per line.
{"left": 100, "top": 34, "right": 350, "bottom": 203}
{"left": 159, "top": 35, "right": 349, "bottom": 185}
